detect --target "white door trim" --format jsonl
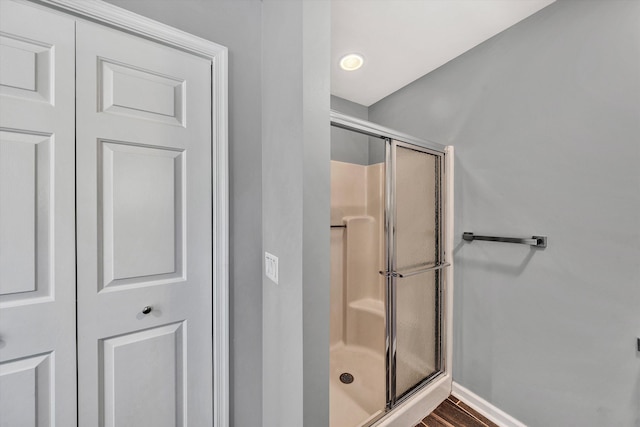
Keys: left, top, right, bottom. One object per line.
{"left": 31, "top": 1, "right": 229, "bottom": 425}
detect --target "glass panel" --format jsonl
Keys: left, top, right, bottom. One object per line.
{"left": 395, "top": 144, "right": 438, "bottom": 270}
{"left": 395, "top": 271, "right": 439, "bottom": 397}
{"left": 393, "top": 143, "right": 441, "bottom": 398}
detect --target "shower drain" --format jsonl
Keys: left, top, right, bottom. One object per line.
{"left": 339, "top": 372, "right": 354, "bottom": 384}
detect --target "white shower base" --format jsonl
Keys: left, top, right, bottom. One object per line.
{"left": 330, "top": 343, "right": 385, "bottom": 427}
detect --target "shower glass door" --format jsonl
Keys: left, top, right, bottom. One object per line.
{"left": 329, "top": 112, "right": 450, "bottom": 426}
{"left": 388, "top": 140, "right": 444, "bottom": 403}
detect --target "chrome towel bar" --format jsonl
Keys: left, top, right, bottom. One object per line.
{"left": 395, "top": 262, "right": 451, "bottom": 278}
{"left": 379, "top": 262, "right": 451, "bottom": 278}
{"left": 463, "top": 232, "right": 547, "bottom": 248}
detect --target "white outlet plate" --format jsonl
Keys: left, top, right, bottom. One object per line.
{"left": 265, "top": 252, "right": 278, "bottom": 284}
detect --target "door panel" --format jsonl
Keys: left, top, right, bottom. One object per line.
{"left": 76, "top": 21, "right": 213, "bottom": 426}
{"left": 99, "top": 58, "right": 186, "bottom": 126}
{"left": 0, "top": 133, "right": 39, "bottom": 295}
{"left": 0, "top": 2, "right": 76, "bottom": 425}
{"left": 0, "top": 31, "right": 54, "bottom": 104}
{"left": 0, "top": 353, "right": 52, "bottom": 427}
{"left": 101, "top": 141, "right": 184, "bottom": 289}
{"left": 101, "top": 323, "right": 186, "bottom": 427}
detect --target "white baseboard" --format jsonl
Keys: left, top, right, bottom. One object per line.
{"left": 451, "top": 382, "right": 527, "bottom": 427}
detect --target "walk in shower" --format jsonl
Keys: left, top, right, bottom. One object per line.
{"left": 329, "top": 112, "right": 453, "bottom": 427}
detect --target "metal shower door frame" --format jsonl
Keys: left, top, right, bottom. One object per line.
{"left": 386, "top": 139, "right": 447, "bottom": 408}
{"left": 330, "top": 110, "right": 452, "bottom": 423}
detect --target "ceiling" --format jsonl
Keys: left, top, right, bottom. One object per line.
{"left": 331, "top": 0, "right": 555, "bottom": 106}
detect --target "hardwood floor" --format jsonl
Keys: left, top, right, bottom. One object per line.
{"left": 415, "top": 396, "right": 499, "bottom": 427}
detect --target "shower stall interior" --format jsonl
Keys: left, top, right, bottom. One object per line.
{"left": 329, "top": 112, "right": 453, "bottom": 427}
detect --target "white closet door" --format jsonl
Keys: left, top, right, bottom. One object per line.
{"left": 75, "top": 21, "right": 213, "bottom": 426}
{"left": 0, "top": 1, "right": 76, "bottom": 426}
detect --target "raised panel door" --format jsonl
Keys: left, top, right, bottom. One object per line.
{"left": 0, "top": 1, "right": 76, "bottom": 425}
{"left": 75, "top": 21, "right": 213, "bottom": 426}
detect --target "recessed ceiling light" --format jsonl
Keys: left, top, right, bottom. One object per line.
{"left": 339, "top": 54, "right": 364, "bottom": 71}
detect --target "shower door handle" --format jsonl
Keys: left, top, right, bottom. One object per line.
{"left": 393, "top": 262, "right": 450, "bottom": 278}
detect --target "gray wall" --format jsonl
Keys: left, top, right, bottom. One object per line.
{"left": 330, "top": 95, "right": 385, "bottom": 165}
{"left": 103, "top": 1, "right": 263, "bottom": 426}
{"left": 369, "top": 1, "right": 640, "bottom": 426}
{"left": 330, "top": 96, "right": 369, "bottom": 164}
{"left": 331, "top": 95, "right": 368, "bottom": 120}
{"left": 262, "top": 1, "right": 330, "bottom": 426}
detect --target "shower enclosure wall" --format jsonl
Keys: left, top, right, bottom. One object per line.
{"left": 330, "top": 156, "right": 386, "bottom": 426}
{"left": 329, "top": 112, "right": 454, "bottom": 427}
